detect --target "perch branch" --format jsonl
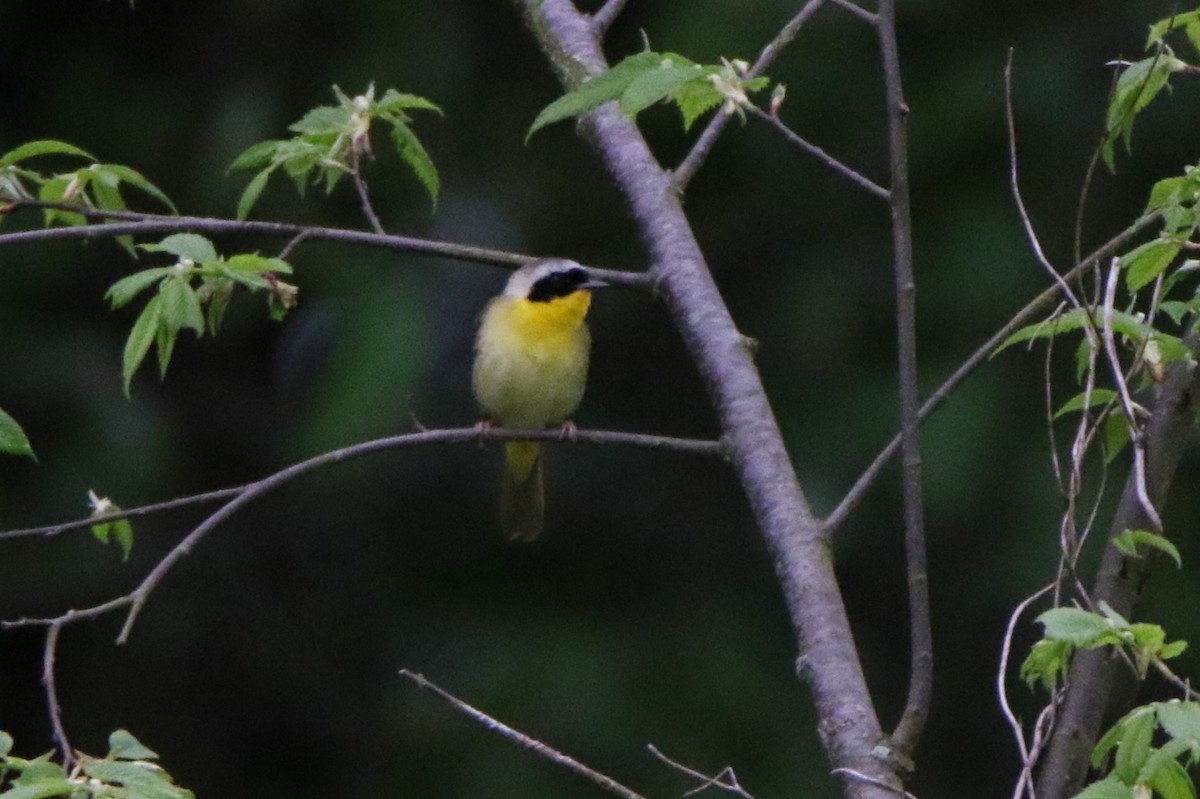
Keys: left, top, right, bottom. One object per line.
{"left": 590, "top": 0, "right": 631, "bottom": 35}
{"left": 646, "top": 744, "right": 757, "bottom": 799}
{"left": 400, "top": 670, "right": 649, "bottom": 799}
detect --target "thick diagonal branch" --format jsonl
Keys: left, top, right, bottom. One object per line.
{"left": 515, "top": 3, "right": 899, "bottom": 797}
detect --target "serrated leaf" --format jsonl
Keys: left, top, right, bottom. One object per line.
{"left": 1104, "top": 412, "right": 1132, "bottom": 463}
{"left": 375, "top": 89, "right": 443, "bottom": 116}
{"left": 1149, "top": 10, "right": 1200, "bottom": 49}
{"left": 994, "top": 308, "right": 1091, "bottom": 354}
{"left": 1148, "top": 756, "right": 1195, "bottom": 799}
{"left": 10, "top": 755, "right": 67, "bottom": 785}
{"left": 619, "top": 65, "right": 704, "bottom": 117}
{"left": 236, "top": 166, "right": 276, "bottom": 220}
{"left": 123, "top": 296, "right": 163, "bottom": 397}
{"left": 155, "top": 322, "right": 177, "bottom": 380}
{"left": 1054, "top": 388, "right": 1118, "bottom": 419}
{"left": 1037, "top": 607, "right": 1111, "bottom": 645}
{"left": 1114, "top": 529, "right": 1182, "bottom": 568}
{"left": 226, "top": 253, "right": 291, "bottom": 274}
{"left": 1073, "top": 775, "right": 1136, "bottom": 799}
{"left": 97, "top": 164, "right": 177, "bottom": 213}
{"left": 0, "top": 140, "right": 95, "bottom": 169}
{"left": 229, "top": 140, "right": 284, "bottom": 172}
{"left": 203, "top": 278, "right": 234, "bottom": 335}
{"left": 1147, "top": 176, "right": 1187, "bottom": 212}
{"left": 1115, "top": 706, "right": 1157, "bottom": 784}
{"left": 288, "top": 104, "right": 349, "bottom": 136}
{"left": 1122, "top": 239, "right": 1181, "bottom": 292}
{"left": 0, "top": 407, "right": 34, "bottom": 459}
{"left": 139, "top": 233, "right": 217, "bottom": 264}
{"left": 1159, "top": 301, "right": 1191, "bottom": 326}
{"left": 390, "top": 121, "right": 439, "bottom": 209}
{"left": 527, "top": 51, "right": 662, "bottom": 140}
{"left": 1020, "top": 638, "right": 1073, "bottom": 691}
{"left": 106, "top": 268, "right": 174, "bottom": 309}
{"left": 82, "top": 758, "right": 194, "bottom": 799}
{"left": 158, "top": 277, "right": 205, "bottom": 335}
{"left": 672, "top": 78, "right": 725, "bottom": 130}
{"left": 108, "top": 729, "right": 159, "bottom": 761}
{"left": 1159, "top": 703, "right": 1200, "bottom": 747}
{"left": 0, "top": 778, "right": 77, "bottom": 799}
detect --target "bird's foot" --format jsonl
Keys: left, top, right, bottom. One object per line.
{"left": 473, "top": 419, "right": 493, "bottom": 447}
{"left": 558, "top": 420, "right": 579, "bottom": 442}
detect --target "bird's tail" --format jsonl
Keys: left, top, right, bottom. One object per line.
{"left": 501, "top": 441, "right": 544, "bottom": 541}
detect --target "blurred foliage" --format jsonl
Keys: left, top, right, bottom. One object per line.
{"left": 2, "top": 1, "right": 1200, "bottom": 798}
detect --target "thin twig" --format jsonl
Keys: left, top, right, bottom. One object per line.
{"left": 2, "top": 426, "right": 725, "bottom": 640}
{"left": 827, "top": 0, "right": 878, "bottom": 24}
{"left": 590, "top": 0, "right": 630, "bottom": 35}
{"left": 646, "top": 744, "right": 756, "bottom": 799}
{"left": 42, "top": 622, "right": 73, "bottom": 770}
{"left": 746, "top": 106, "right": 890, "bottom": 200}
{"left": 350, "top": 166, "right": 386, "bottom": 234}
{"left": 400, "top": 669, "right": 650, "bottom": 799}
{"left": 0, "top": 202, "right": 652, "bottom": 290}
{"left": 878, "top": 0, "right": 930, "bottom": 756}
{"left": 672, "top": 0, "right": 829, "bottom": 192}
{"left": 997, "top": 582, "right": 1055, "bottom": 799}
{"left": 829, "top": 769, "right": 917, "bottom": 799}
{"left": 823, "top": 211, "right": 1160, "bottom": 535}
{"left": 1006, "top": 51, "right": 1085, "bottom": 314}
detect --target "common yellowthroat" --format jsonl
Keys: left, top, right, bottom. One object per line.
{"left": 472, "top": 259, "right": 606, "bottom": 540}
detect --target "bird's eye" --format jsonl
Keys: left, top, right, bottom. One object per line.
{"left": 528, "top": 267, "right": 589, "bottom": 302}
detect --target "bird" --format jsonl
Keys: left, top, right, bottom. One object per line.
{"left": 472, "top": 259, "right": 606, "bottom": 541}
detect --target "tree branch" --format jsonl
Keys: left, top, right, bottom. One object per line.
{"left": 1034, "top": 328, "right": 1200, "bottom": 799}
{"left": 516, "top": 2, "right": 900, "bottom": 796}
{"left": 646, "top": 744, "right": 757, "bottom": 799}
{"left": 746, "top": 105, "right": 890, "bottom": 200}
{"left": 672, "top": 0, "right": 829, "bottom": 192}
{"left": 823, "top": 211, "right": 1160, "bottom": 535}
{"left": 400, "top": 669, "right": 650, "bottom": 799}
{"left": 590, "top": 0, "right": 631, "bottom": 36}
{"left": 42, "top": 622, "right": 73, "bottom": 770}
{"left": 877, "top": 0, "right": 931, "bottom": 758}
{"left": 0, "top": 202, "right": 652, "bottom": 290}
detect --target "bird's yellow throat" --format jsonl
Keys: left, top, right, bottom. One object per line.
{"left": 510, "top": 290, "right": 593, "bottom": 339}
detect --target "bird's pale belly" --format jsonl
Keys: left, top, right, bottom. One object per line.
{"left": 473, "top": 341, "right": 587, "bottom": 428}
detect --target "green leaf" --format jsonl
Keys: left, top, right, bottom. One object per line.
{"left": 1114, "top": 529, "right": 1182, "bottom": 568}
{"left": 375, "top": 89, "right": 443, "bottom": 116}
{"left": 108, "top": 729, "right": 159, "bottom": 761}
{"left": 106, "top": 268, "right": 174, "bottom": 309}
{"left": 994, "top": 308, "right": 1092, "bottom": 354}
{"left": 202, "top": 278, "right": 234, "bottom": 335}
{"left": 1020, "top": 638, "right": 1073, "bottom": 691}
{"left": 527, "top": 51, "right": 662, "bottom": 140}
{"left": 1114, "top": 706, "right": 1156, "bottom": 784}
{"left": 1158, "top": 702, "right": 1200, "bottom": 747}
{"left": 139, "top": 233, "right": 217, "bottom": 264}
{"left": 1122, "top": 239, "right": 1181, "bottom": 292}
{"left": 672, "top": 78, "right": 725, "bottom": 130}
{"left": 123, "top": 296, "right": 163, "bottom": 397}
{"left": 9, "top": 755, "right": 66, "bottom": 785}
{"left": 1037, "top": 607, "right": 1111, "bottom": 645}
{"left": 236, "top": 166, "right": 276, "bottom": 220}
{"left": 0, "top": 407, "right": 35, "bottom": 459}
{"left": 1147, "top": 176, "right": 1188, "bottom": 212}
{"left": 0, "top": 778, "right": 77, "bottom": 799}
{"left": 1159, "top": 301, "right": 1191, "bottom": 326}
{"left": 96, "top": 164, "right": 177, "bottom": 213}
{"left": 1148, "top": 10, "right": 1200, "bottom": 49}
{"left": 1147, "top": 756, "right": 1196, "bottom": 799}
{"left": 0, "top": 140, "right": 95, "bottom": 169}
{"left": 158, "top": 277, "right": 205, "bottom": 335}
{"left": 1073, "top": 776, "right": 1135, "bottom": 799}
{"left": 1105, "top": 55, "right": 1183, "bottom": 171}
{"left": 226, "top": 253, "right": 291, "bottom": 274}
{"left": 1104, "top": 412, "right": 1132, "bottom": 464}
{"left": 389, "top": 121, "right": 439, "bottom": 209}
{"left": 1054, "top": 389, "right": 1118, "bottom": 419}
{"left": 0, "top": 730, "right": 12, "bottom": 757}
{"left": 288, "top": 104, "right": 349, "bottom": 136}
{"left": 229, "top": 139, "right": 284, "bottom": 172}
{"left": 619, "top": 65, "right": 705, "bottom": 116}
{"left": 155, "top": 322, "right": 177, "bottom": 380}
{"left": 82, "top": 758, "right": 194, "bottom": 799}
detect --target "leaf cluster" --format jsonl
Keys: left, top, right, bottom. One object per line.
{"left": 229, "top": 83, "right": 442, "bottom": 219}
{"left": 1021, "top": 601, "right": 1187, "bottom": 692}
{"left": 526, "top": 50, "right": 770, "bottom": 140}
{"left": 0, "top": 140, "right": 175, "bottom": 253}
{"left": 0, "top": 729, "right": 193, "bottom": 799}
{"left": 1076, "top": 702, "right": 1200, "bottom": 799}
{"left": 106, "top": 233, "right": 297, "bottom": 395}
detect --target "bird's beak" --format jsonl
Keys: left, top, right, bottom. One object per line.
{"left": 580, "top": 277, "right": 608, "bottom": 291}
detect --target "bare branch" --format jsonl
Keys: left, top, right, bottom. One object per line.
{"left": 43, "top": 622, "right": 73, "bottom": 770}
{"left": 672, "top": 0, "right": 829, "bottom": 192}
{"left": 1, "top": 425, "right": 724, "bottom": 640}
{"left": 516, "top": 2, "right": 901, "bottom": 797}
{"left": 646, "top": 744, "right": 757, "bottom": 799}
{"left": 746, "top": 106, "right": 890, "bottom": 200}
{"left": 827, "top": 0, "right": 878, "bottom": 24}
{"left": 400, "top": 670, "right": 650, "bottom": 799}
{"left": 350, "top": 164, "right": 386, "bottom": 234}
{"left": 823, "top": 211, "right": 1160, "bottom": 535}
{"left": 997, "top": 582, "right": 1055, "bottom": 799}
{"left": 877, "top": 0, "right": 930, "bottom": 756}
{"left": 590, "top": 0, "right": 631, "bottom": 35}
{"left": 0, "top": 202, "right": 653, "bottom": 291}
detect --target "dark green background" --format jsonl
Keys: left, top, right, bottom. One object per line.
{"left": 2, "top": 1, "right": 1199, "bottom": 796}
